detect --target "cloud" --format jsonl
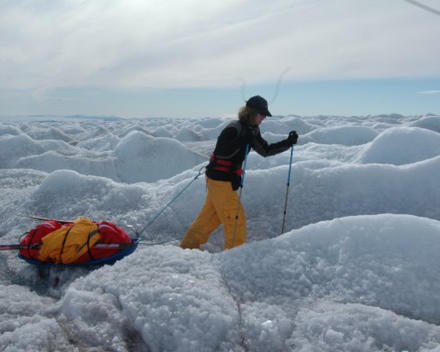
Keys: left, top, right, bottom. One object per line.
{"left": 1, "top": 0, "right": 440, "bottom": 99}
{"left": 418, "top": 90, "right": 440, "bottom": 94}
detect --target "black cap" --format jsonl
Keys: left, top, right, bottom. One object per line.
{"left": 246, "top": 95, "right": 272, "bottom": 117}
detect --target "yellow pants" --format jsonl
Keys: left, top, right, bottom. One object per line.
{"left": 181, "top": 177, "right": 247, "bottom": 250}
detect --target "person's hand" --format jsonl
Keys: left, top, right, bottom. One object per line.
{"left": 287, "top": 130, "right": 298, "bottom": 145}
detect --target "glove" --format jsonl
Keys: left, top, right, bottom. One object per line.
{"left": 231, "top": 173, "right": 242, "bottom": 191}
{"left": 241, "top": 127, "right": 255, "bottom": 146}
{"left": 287, "top": 130, "right": 298, "bottom": 145}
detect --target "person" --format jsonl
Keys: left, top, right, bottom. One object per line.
{"left": 180, "top": 95, "right": 298, "bottom": 250}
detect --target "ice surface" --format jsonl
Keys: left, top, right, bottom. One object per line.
{"left": 1, "top": 113, "right": 440, "bottom": 351}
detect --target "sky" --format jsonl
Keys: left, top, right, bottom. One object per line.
{"left": 1, "top": 113, "right": 440, "bottom": 351}
{"left": 1, "top": 0, "right": 440, "bottom": 118}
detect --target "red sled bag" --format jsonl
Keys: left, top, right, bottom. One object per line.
{"left": 19, "top": 220, "right": 132, "bottom": 265}
{"left": 19, "top": 221, "right": 64, "bottom": 261}
{"left": 72, "top": 221, "right": 132, "bottom": 264}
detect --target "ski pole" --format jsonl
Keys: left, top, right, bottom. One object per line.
{"left": 231, "top": 144, "right": 250, "bottom": 247}
{"left": 138, "top": 165, "right": 205, "bottom": 237}
{"left": 281, "top": 145, "right": 294, "bottom": 234}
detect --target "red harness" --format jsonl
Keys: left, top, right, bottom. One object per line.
{"left": 209, "top": 153, "right": 243, "bottom": 176}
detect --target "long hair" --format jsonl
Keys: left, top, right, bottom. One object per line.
{"left": 238, "top": 106, "right": 258, "bottom": 125}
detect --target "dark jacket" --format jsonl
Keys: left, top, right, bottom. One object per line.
{"left": 206, "top": 120, "right": 291, "bottom": 189}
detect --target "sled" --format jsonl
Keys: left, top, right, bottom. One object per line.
{"left": 0, "top": 216, "right": 140, "bottom": 267}
{"left": 17, "top": 238, "right": 140, "bottom": 266}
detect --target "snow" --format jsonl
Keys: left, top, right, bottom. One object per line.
{"left": 1, "top": 113, "right": 440, "bottom": 351}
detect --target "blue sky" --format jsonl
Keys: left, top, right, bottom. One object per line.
{"left": 1, "top": 0, "right": 439, "bottom": 119}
